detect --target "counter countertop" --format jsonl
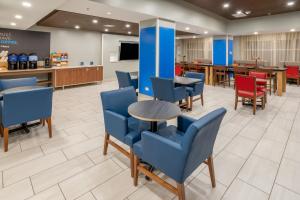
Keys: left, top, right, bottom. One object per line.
{"left": 0, "top": 65, "right": 103, "bottom": 73}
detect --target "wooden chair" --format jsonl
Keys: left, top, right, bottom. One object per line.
{"left": 213, "top": 66, "right": 230, "bottom": 87}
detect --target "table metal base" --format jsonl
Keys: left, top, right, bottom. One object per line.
{"left": 9, "top": 122, "right": 41, "bottom": 134}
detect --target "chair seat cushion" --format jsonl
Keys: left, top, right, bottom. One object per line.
{"left": 133, "top": 141, "right": 143, "bottom": 157}
{"left": 156, "top": 125, "right": 184, "bottom": 143}
{"left": 287, "top": 74, "right": 299, "bottom": 79}
{"left": 257, "top": 86, "right": 267, "bottom": 93}
{"left": 238, "top": 90, "right": 264, "bottom": 98}
{"left": 124, "top": 131, "right": 141, "bottom": 147}
{"left": 186, "top": 87, "right": 194, "bottom": 96}
{"left": 256, "top": 80, "right": 267, "bottom": 85}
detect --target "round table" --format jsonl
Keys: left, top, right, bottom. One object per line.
{"left": 0, "top": 86, "right": 44, "bottom": 100}
{"left": 128, "top": 100, "right": 181, "bottom": 132}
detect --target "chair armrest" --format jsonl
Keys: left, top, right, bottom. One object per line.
{"left": 174, "top": 86, "right": 187, "bottom": 100}
{"left": 141, "top": 131, "right": 186, "bottom": 178}
{"left": 131, "top": 78, "right": 138, "bottom": 90}
{"left": 104, "top": 110, "right": 128, "bottom": 139}
{"left": 177, "top": 115, "right": 196, "bottom": 132}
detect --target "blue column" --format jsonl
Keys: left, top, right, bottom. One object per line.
{"left": 213, "top": 36, "right": 233, "bottom": 66}
{"left": 139, "top": 19, "right": 175, "bottom": 96}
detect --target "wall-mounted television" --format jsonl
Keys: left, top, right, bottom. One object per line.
{"left": 119, "top": 42, "right": 139, "bottom": 60}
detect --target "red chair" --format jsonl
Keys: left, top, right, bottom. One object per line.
{"left": 175, "top": 64, "right": 183, "bottom": 76}
{"left": 286, "top": 66, "right": 300, "bottom": 86}
{"left": 235, "top": 75, "right": 266, "bottom": 115}
{"left": 249, "top": 71, "right": 268, "bottom": 102}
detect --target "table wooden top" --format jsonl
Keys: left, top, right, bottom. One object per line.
{"left": 128, "top": 100, "right": 181, "bottom": 122}
{"left": 174, "top": 76, "right": 202, "bottom": 85}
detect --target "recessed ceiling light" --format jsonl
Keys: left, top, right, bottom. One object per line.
{"left": 204, "top": 31, "right": 208, "bottom": 34}
{"left": 290, "top": 28, "right": 296, "bottom": 32}
{"left": 104, "top": 24, "right": 115, "bottom": 28}
{"left": 128, "top": 31, "right": 132, "bottom": 35}
{"left": 74, "top": 25, "right": 80, "bottom": 29}
{"left": 192, "top": 36, "right": 196, "bottom": 39}
{"left": 125, "top": 24, "right": 131, "bottom": 28}
{"left": 10, "top": 22, "right": 16, "bottom": 26}
{"left": 104, "top": 28, "right": 109, "bottom": 32}
{"left": 223, "top": 3, "right": 230, "bottom": 8}
{"left": 22, "top": 1, "right": 32, "bottom": 7}
{"left": 106, "top": 11, "right": 112, "bottom": 15}
{"left": 15, "top": 15, "right": 23, "bottom": 19}
{"left": 287, "top": 1, "right": 295, "bottom": 6}
{"left": 92, "top": 19, "right": 98, "bottom": 24}
{"left": 236, "top": 10, "right": 242, "bottom": 14}
{"left": 185, "top": 27, "right": 190, "bottom": 31}
{"left": 245, "top": 11, "right": 251, "bottom": 15}
{"left": 254, "top": 32, "right": 258, "bottom": 35}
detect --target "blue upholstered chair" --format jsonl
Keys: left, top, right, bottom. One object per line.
{"left": 133, "top": 108, "right": 227, "bottom": 200}
{"left": 0, "top": 77, "right": 37, "bottom": 91}
{"left": 185, "top": 72, "right": 205, "bottom": 109}
{"left": 115, "top": 71, "right": 138, "bottom": 91}
{"left": 100, "top": 87, "right": 165, "bottom": 177}
{"left": 0, "top": 87, "right": 53, "bottom": 152}
{"left": 151, "top": 77, "right": 187, "bottom": 104}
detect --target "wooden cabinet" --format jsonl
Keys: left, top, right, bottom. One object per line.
{"left": 54, "top": 66, "right": 103, "bottom": 88}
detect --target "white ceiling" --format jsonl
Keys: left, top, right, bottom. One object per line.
{"left": 0, "top": 0, "right": 68, "bottom": 30}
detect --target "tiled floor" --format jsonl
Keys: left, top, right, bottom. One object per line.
{"left": 0, "top": 80, "right": 300, "bottom": 200}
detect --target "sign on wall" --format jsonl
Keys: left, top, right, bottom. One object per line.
{"left": 0, "top": 28, "right": 50, "bottom": 60}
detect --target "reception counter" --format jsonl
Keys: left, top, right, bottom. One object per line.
{"left": 0, "top": 65, "right": 103, "bottom": 89}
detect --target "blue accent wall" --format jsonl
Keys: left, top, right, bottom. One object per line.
{"left": 139, "top": 27, "right": 156, "bottom": 96}
{"left": 228, "top": 39, "right": 233, "bottom": 65}
{"left": 213, "top": 39, "right": 226, "bottom": 65}
{"left": 159, "top": 27, "right": 175, "bottom": 79}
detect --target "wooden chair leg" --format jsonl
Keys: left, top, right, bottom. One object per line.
{"left": 207, "top": 156, "right": 216, "bottom": 188}
{"left": 0, "top": 124, "right": 3, "bottom": 138}
{"left": 130, "top": 148, "right": 134, "bottom": 177}
{"left": 46, "top": 117, "right": 52, "bottom": 138}
{"left": 190, "top": 96, "right": 193, "bottom": 111}
{"left": 234, "top": 94, "right": 238, "bottom": 110}
{"left": 40, "top": 119, "right": 45, "bottom": 126}
{"left": 133, "top": 155, "right": 139, "bottom": 186}
{"left": 3, "top": 128, "right": 9, "bottom": 152}
{"left": 177, "top": 183, "right": 186, "bottom": 200}
{"left": 103, "top": 132, "right": 110, "bottom": 155}
{"left": 200, "top": 94, "right": 204, "bottom": 106}
{"left": 253, "top": 97, "right": 256, "bottom": 115}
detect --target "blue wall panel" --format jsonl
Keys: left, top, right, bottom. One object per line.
{"left": 159, "top": 27, "right": 175, "bottom": 79}
{"left": 139, "top": 27, "right": 156, "bottom": 96}
{"left": 213, "top": 39, "right": 226, "bottom": 65}
{"left": 228, "top": 39, "right": 233, "bottom": 65}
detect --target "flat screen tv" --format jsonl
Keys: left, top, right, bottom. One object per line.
{"left": 119, "top": 42, "right": 139, "bottom": 60}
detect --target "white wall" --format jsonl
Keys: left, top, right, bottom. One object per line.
{"left": 227, "top": 11, "right": 300, "bottom": 35}
{"left": 30, "top": 26, "right": 102, "bottom": 66}
{"left": 102, "top": 34, "right": 139, "bottom": 80}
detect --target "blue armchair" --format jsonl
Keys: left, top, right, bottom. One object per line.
{"left": 185, "top": 72, "right": 205, "bottom": 109}
{"left": 0, "top": 87, "right": 53, "bottom": 152}
{"left": 151, "top": 77, "right": 188, "bottom": 104}
{"left": 0, "top": 77, "right": 37, "bottom": 91}
{"left": 100, "top": 87, "right": 165, "bottom": 177}
{"left": 133, "top": 108, "right": 227, "bottom": 200}
{"left": 115, "top": 71, "right": 138, "bottom": 91}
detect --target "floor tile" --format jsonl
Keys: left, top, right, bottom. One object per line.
{"left": 77, "top": 192, "right": 96, "bottom": 200}
{"left": 222, "top": 179, "right": 268, "bottom": 200}
{"left": 31, "top": 155, "right": 94, "bottom": 193}
{"left": 3, "top": 151, "right": 67, "bottom": 186}
{"left": 269, "top": 184, "right": 300, "bottom": 200}
{"left": 253, "top": 139, "right": 285, "bottom": 163}
{"left": 276, "top": 158, "right": 300, "bottom": 194}
{"left": 0, "top": 179, "right": 33, "bottom": 200}
{"left": 0, "top": 147, "right": 43, "bottom": 171}
{"left": 92, "top": 169, "right": 140, "bottom": 200}
{"left": 203, "top": 151, "right": 245, "bottom": 186}
{"left": 238, "top": 155, "right": 279, "bottom": 193}
{"left": 27, "top": 185, "right": 65, "bottom": 200}
{"left": 238, "top": 125, "right": 266, "bottom": 141}
{"left": 284, "top": 141, "right": 300, "bottom": 163}
{"left": 86, "top": 147, "right": 116, "bottom": 164}
{"left": 59, "top": 159, "right": 122, "bottom": 200}
{"left": 225, "top": 136, "right": 257, "bottom": 159}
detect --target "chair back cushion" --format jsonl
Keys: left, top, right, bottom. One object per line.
{"left": 116, "top": 71, "right": 132, "bottom": 88}
{"left": 0, "top": 77, "right": 37, "bottom": 91}
{"left": 100, "top": 87, "right": 137, "bottom": 117}
{"left": 249, "top": 71, "right": 267, "bottom": 79}
{"left": 2, "top": 87, "right": 53, "bottom": 127}
{"left": 175, "top": 65, "right": 183, "bottom": 76}
{"left": 235, "top": 75, "right": 256, "bottom": 92}
{"left": 185, "top": 72, "right": 205, "bottom": 80}
{"left": 182, "top": 108, "right": 226, "bottom": 181}
{"left": 151, "top": 77, "right": 174, "bottom": 102}
{"left": 286, "top": 66, "right": 299, "bottom": 78}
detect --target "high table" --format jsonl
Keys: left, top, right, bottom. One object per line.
{"left": 0, "top": 86, "right": 45, "bottom": 133}
{"left": 128, "top": 100, "right": 181, "bottom": 132}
